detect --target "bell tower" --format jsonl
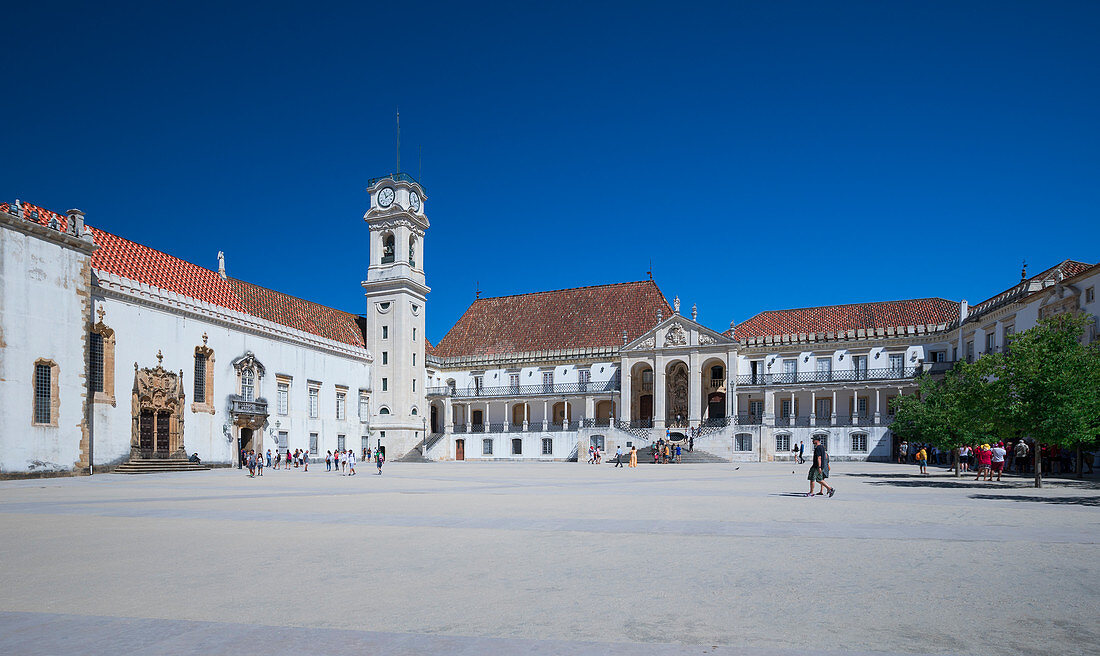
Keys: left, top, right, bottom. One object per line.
{"left": 363, "top": 172, "right": 430, "bottom": 457}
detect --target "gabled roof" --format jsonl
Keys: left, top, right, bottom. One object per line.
{"left": 732, "top": 298, "right": 960, "bottom": 340}
{"left": 432, "top": 280, "right": 671, "bottom": 358}
{"left": 3, "top": 201, "right": 367, "bottom": 348}
{"left": 967, "top": 259, "right": 1094, "bottom": 317}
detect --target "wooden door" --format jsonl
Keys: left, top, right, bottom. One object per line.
{"left": 639, "top": 395, "right": 653, "bottom": 421}
{"left": 139, "top": 410, "right": 154, "bottom": 455}
{"left": 455, "top": 439, "right": 465, "bottom": 461}
{"left": 156, "top": 412, "right": 170, "bottom": 454}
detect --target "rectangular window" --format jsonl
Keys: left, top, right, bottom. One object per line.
{"left": 590, "top": 435, "right": 605, "bottom": 451}
{"left": 381, "top": 378, "right": 388, "bottom": 392}
{"left": 851, "top": 434, "right": 868, "bottom": 452}
{"left": 336, "top": 391, "right": 346, "bottom": 420}
{"left": 473, "top": 375, "right": 482, "bottom": 394}
{"left": 412, "top": 353, "right": 416, "bottom": 366}
{"left": 986, "top": 332, "right": 996, "bottom": 353}
{"left": 1087, "top": 287, "right": 1095, "bottom": 303}
{"left": 192, "top": 352, "right": 206, "bottom": 403}
{"left": 483, "top": 438, "right": 493, "bottom": 455}
{"left": 780, "top": 399, "right": 793, "bottom": 418}
{"left": 749, "top": 400, "right": 763, "bottom": 417}
{"left": 782, "top": 359, "right": 796, "bottom": 382}
{"left": 361, "top": 435, "right": 369, "bottom": 452}
{"left": 542, "top": 438, "right": 553, "bottom": 455}
{"left": 735, "top": 434, "right": 752, "bottom": 452}
{"left": 509, "top": 373, "right": 520, "bottom": 392}
{"left": 382, "top": 352, "right": 388, "bottom": 365}
{"left": 309, "top": 433, "right": 318, "bottom": 455}
{"left": 309, "top": 387, "right": 319, "bottom": 418}
{"left": 412, "top": 380, "right": 416, "bottom": 392}
{"left": 413, "top": 327, "right": 417, "bottom": 342}
{"left": 816, "top": 398, "right": 832, "bottom": 418}
{"left": 512, "top": 438, "right": 523, "bottom": 455}
{"left": 542, "top": 371, "right": 553, "bottom": 392}
{"left": 277, "top": 431, "right": 288, "bottom": 450}
{"left": 816, "top": 357, "right": 832, "bottom": 381}
{"left": 337, "top": 434, "right": 345, "bottom": 451}
{"left": 889, "top": 354, "right": 905, "bottom": 375}
{"left": 858, "top": 398, "right": 868, "bottom": 417}
{"left": 930, "top": 351, "right": 946, "bottom": 363}
{"left": 89, "top": 332, "right": 104, "bottom": 393}
{"left": 852, "top": 355, "right": 868, "bottom": 378}
{"left": 966, "top": 341, "right": 974, "bottom": 362}
{"left": 775, "top": 434, "right": 791, "bottom": 452}
{"left": 34, "top": 363, "right": 52, "bottom": 424}
{"left": 359, "top": 395, "right": 368, "bottom": 418}
{"left": 277, "top": 382, "right": 289, "bottom": 415}
{"left": 382, "top": 325, "right": 388, "bottom": 339}
{"left": 578, "top": 369, "right": 590, "bottom": 389}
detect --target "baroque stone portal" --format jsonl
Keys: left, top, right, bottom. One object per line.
{"left": 130, "top": 352, "right": 187, "bottom": 460}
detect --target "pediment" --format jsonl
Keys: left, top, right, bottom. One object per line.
{"left": 622, "top": 315, "right": 736, "bottom": 351}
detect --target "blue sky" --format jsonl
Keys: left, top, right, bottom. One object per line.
{"left": 4, "top": 1, "right": 1098, "bottom": 342}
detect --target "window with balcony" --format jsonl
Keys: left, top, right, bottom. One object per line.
{"left": 748, "top": 400, "right": 763, "bottom": 418}
{"left": 852, "top": 355, "right": 868, "bottom": 379}
{"left": 473, "top": 375, "right": 482, "bottom": 394}
{"left": 241, "top": 369, "right": 255, "bottom": 401}
{"left": 889, "top": 354, "right": 905, "bottom": 375}
{"left": 579, "top": 369, "right": 590, "bottom": 389}
{"left": 782, "top": 359, "right": 796, "bottom": 383}
{"left": 816, "top": 357, "right": 832, "bottom": 381}
{"left": 509, "top": 373, "right": 520, "bottom": 392}
{"left": 542, "top": 371, "right": 553, "bottom": 392}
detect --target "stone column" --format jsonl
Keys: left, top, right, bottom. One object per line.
{"left": 542, "top": 400, "right": 548, "bottom": 431}
{"left": 810, "top": 390, "right": 817, "bottom": 427}
{"left": 726, "top": 350, "right": 737, "bottom": 419}
{"left": 831, "top": 390, "right": 837, "bottom": 425}
{"left": 874, "top": 388, "right": 881, "bottom": 425}
{"left": 443, "top": 397, "right": 453, "bottom": 433}
{"left": 619, "top": 360, "right": 632, "bottom": 422}
{"left": 653, "top": 355, "right": 666, "bottom": 430}
{"left": 688, "top": 350, "right": 702, "bottom": 425}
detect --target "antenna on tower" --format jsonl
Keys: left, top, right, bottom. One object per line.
{"left": 475, "top": 281, "right": 481, "bottom": 300}
{"left": 395, "top": 107, "right": 401, "bottom": 174}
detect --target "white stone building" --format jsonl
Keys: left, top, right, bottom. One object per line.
{"left": 1, "top": 183, "right": 1096, "bottom": 475}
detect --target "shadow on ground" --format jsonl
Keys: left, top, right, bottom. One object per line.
{"left": 969, "top": 494, "right": 1100, "bottom": 507}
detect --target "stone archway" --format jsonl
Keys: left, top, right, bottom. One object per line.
{"left": 131, "top": 352, "right": 187, "bottom": 460}
{"left": 665, "top": 361, "right": 689, "bottom": 427}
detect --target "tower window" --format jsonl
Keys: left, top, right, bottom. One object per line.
{"left": 381, "top": 233, "right": 395, "bottom": 264}
{"left": 409, "top": 235, "right": 417, "bottom": 267}
{"left": 34, "top": 362, "right": 54, "bottom": 425}
{"left": 193, "top": 352, "right": 206, "bottom": 402}
{"left": 382, "top": 325, "right": 388, "bottom": 339}
{"left": 382, "top": 378, "right": 388, "bottom": 391}
{"left": 382, "top": 352, "right": 388, "bottom": 365}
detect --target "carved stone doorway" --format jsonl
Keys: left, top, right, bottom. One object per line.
{"left": 131, "top": 354, "right": 187, "bottom": 460}
{"left": 240, "top": 427, "right": 254, "bottom": 454}
{"left": 666, "top": 361, "right": 689, "bottom": 426}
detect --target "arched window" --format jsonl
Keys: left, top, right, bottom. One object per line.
{"left": 408, "top": 235, "right": 417, "bottom": 267}
{"left": 241, "top": 368, "right": 255, "bottom": 401}
{"left": 379, "top": 407, "right": 390, "bottom": 415}
{"left": 381, "top": 233, "right": 395, "bottom": 264}
{"left": 411, "top": 407, "right": 418, "bottom": 416}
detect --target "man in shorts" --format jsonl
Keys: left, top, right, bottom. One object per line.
{"left": 806, "top": 436, "right": 834, "bottom": 497}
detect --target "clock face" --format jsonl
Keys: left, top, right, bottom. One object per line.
{"left": 377, "top": 187, "right": 395, "bottom": 207}
{"left": 408, "top": 191, "right": 421, "bottom": 212}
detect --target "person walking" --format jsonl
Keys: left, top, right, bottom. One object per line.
{"left": 274, "top": 450, "right": 282, "bottom": 470}
{"left": 342, "top": 451, "right": 349, "bottom": 475}
{"left": 806, "top": 436, "right": 835, "bottom": 497}
{"left": 974, "top": 444, "right": 992, "bottom": 481}
{"left": 266, "top": 449, "right": 272, "bottom": 468}
{"left": 798, "top": 441, "right": 805, "bottom": 464}
{"left": 675, "top": 444, "right": 682, "bottom": 463}
{"left": 629, "top": 445, "right": 638, "bottom": 468}
{"left": 256, "top": 451, "right": 264, "bottom": 476}
{"left": 376, "top": 449, "right": 384, "bottom": 475}
{"left": 689, "top": 432, "right": 694, "bottom": 453}
{"left": 1014, "top": 440, "right": 1030, "bottom": 475}
{"left": 916, "top": 446, "right": 928, "bottom": 475}
{"left": 247, "top": 450, "right": 255, "bottom": 478}
{"left": 326, "top": 451, "right": 332, "bottom": 472}
{"left": 614, "top": 445, "right": 624, "bottom": 468}
{"left": 347, "top": 449, "right": 356, "bottom": 476}
{"left": 302, "top": 450, "right": 309, "bottom": 472}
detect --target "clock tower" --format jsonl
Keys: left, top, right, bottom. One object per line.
{"left": 363, "top": 173, "right": 430, "bottom": 458}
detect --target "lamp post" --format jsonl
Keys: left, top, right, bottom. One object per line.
{"left": 422, "top": 416, "right": 428, "bottom": 457}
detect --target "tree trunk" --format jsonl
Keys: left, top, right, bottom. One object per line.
{"left": 1034, "top": 441, "right": 1042, "bottom": 489}
{"left": 1076, "top": 443, "right": 1083, "bottom": 479}
{"left": 954, "top": 447, "right": 959, "bottom": 477}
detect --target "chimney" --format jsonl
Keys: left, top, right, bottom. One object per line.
{"left": 217, "top": 251, "right": 226, "bottom": 279}
{"left": 66, "top": 209, "right": 85, "bottom": 237}
{"left": 622, "top": 330, "right": 628, "bottom": 345}
{"left": 959, "top": 300, "right": 968, "bottom": 322}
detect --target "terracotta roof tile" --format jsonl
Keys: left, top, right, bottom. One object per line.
{"left": 3, "top": 201, "right": 364, "bottom": 348}
{"left": 733, "top": 298, "right": 960, "bottom": 340}
{"left": 432, "top": 281, "right": 670, "bottom": 358}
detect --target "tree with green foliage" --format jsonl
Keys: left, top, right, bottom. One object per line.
{"left": 981, "top": 313, "right": 1100, "bottom": 487}
{"left": 891, "top": 359, "right": 998, "bottom": 477}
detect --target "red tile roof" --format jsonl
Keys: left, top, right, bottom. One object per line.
{"left": 227, "top": 279, "right": 366, "bottom": 347}
{"left": 733, "top": 298, "right": 960, "bottom": 340}
{"left": 432, "top": 281, "right": 671, "bottom": 358}
{"left": 3, "top": 201, "right": 365, "bottom": 348}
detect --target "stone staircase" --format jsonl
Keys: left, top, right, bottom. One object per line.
{"left": 113, "top": 458, "right": 211, "bottom": 474}
{"left": 617, "top": 444, "right": 729, "bottom": 464}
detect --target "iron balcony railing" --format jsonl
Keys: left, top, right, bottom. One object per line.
{"left": 736, "top": 366, "right": 919, "bottom": 387}
{"left": 426, "top": 379, "right": 619, "bottom": 399}
{"left": 451, "top": 422, "right": 580, "bottom": 434}
{"left": 229, "top": 398, "right": 268, "bottom": 415}
{"left": 368, "top": 172, "right": 422, "bottom": 187}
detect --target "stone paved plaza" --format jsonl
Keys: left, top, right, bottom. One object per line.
{"left": 1, "top": 461, "right": 1098, "bottom": 656}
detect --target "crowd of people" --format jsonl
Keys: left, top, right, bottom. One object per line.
{"left": 897, "top": 439, "right": 1094, "bottom": 478}
{"left": 239, "top": 446, "right": 386, "bottom": 476}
